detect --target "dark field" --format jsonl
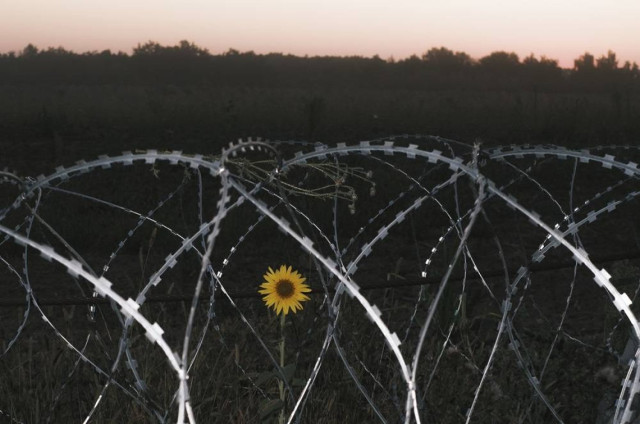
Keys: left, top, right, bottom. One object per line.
{"left": 2, "top": 83, "right": 639, "bottom": 172}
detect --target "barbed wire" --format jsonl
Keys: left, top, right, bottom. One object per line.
{"left": 2, "top": 250, "right": 639, "bottom": 308}
{"left": 2, "top": 135, "right": 640, "bottom": 423}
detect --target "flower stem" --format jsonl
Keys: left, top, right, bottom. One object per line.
{"left": 278, "top": 312, "right": 286, "bottom": 424}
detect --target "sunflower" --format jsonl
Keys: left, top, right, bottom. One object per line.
{"left": 259, "top": 265, "right": 310, "bottom": 315}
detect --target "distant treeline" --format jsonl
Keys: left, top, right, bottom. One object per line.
{"left": 1, "top": 40, "right": 638, "bottom": 92}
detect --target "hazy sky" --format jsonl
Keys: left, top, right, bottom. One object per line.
{"left": 2, "top": 0, "right": 639, "bottom": 68}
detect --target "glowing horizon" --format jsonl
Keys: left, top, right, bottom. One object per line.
{"left": 2, "top": 0, "right": 639, "bottom": 69}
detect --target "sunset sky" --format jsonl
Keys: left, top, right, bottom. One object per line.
{"left": 2, "top": 0, "right": 639, "bottom": 68}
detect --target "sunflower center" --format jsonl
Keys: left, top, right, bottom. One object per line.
{"left": 275, "top": 279, "right": 295, "bottom": 298}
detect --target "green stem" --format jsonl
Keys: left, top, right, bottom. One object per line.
{"left": 278, "top": 312, "right": 286, "bottom": 424}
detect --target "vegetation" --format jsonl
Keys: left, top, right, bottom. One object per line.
{"left": 1, "top": 42, "right": 638, "bottom": 174}
{"left": 0, "top": 43, "right": 639, "bottom": 422}
{"left": 1, "top": 41, "right": 638, "bottom": 92}
{"left": 2, "top": 140, "right": 640, "bottom": 423}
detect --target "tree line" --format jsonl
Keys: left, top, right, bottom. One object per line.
{"left": 0, "top": 41, "right": 637, "bottom": 92}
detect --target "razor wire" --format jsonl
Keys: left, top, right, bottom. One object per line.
{"left": 1, "top": 136, "right": 640, "bottom": 423}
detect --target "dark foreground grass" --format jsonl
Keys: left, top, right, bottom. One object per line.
{"left": 2, "top": 138, "right": 640, "bottom": 423}
{"left": 0, "top": 279, "right": 626, "bottom": 423}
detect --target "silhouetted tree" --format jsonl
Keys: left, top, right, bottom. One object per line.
{"left": 417, "top": 47, "right": 475, "bottom": 89}
{"left": 422, "top": 47, "right": 474, "bottom": 70}
{"left": 522, "top": 54, "right": 558, "bottom": 68}
{"left": 133, "top": 41, "right": 163, "bottom": 56}
{"left": 621, "top": 61, "right": 638, "bottom": 72}
{"left": 476, "top": 51, "right": 521, "bottom": 89}
{"left": 522, "top": 54, "right": 562, "bottom": 87}
{"left": 479, "top": 51, "right": 520, "bottom": 69}
{"left": 0, "top": 42, "right": 637, "bottom": 92}
{"left": 396, "top": 54, "right": 427, "bottom": 88}
{"left": 176, "top": 40, "right": 209, "bottom": 57}
{"left": 21, "top": 44, "right": 39, "bottom": 58}
{"left": 596, "top": 50, "right": 618, "bottom": 71}
{"left": 522, "top": 54, "right": 562, "bottom": 75}
{"left": 133, "top": 40, "right": 209, "bottom": 58}
{"left": 41, "top": 46, "right": 73, "bottom": 56}
{"left": 572, "top": 51, "right": 634, "bottom": 90}
{"left": 574, "top": 52, "right": 595, "bottom": 72}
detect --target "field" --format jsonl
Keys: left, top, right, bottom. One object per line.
{"left": 1, "top": 84, "right": 639, "bottom": 171}
{"left": 1, "top": 85, "right": 640, "bottom": 423}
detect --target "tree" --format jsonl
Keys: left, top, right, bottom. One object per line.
{"left": 596, "top": 50, "right": 618, "bottom": 71}
{"left": 574, "top": 52, "right": 595, "bottom": 72}
{"left": 421, "top": 47, "right": 473, "bottom": 70}
{"left": 132, "top": 40, "right": 210, "bottom": 61}
{"left": 223, "top": 48, "right": 240, "bottom": 56}
{"left": 478, "top": 51, "right": 520, "bottom": 72}
{"left": 523, "top": 54, "right": 559, "bottom": 69}
{"left": 133, "top": 41, "right": 163, "bottom": 56}
{"left": 175, "top": 40, "right": 209, "bottom": 57}
{"left": 42, "top": 46, "right": 73, "bottom": 56}
{"left": 519, "top": 54, "right": 562, "bottom": 91}
{"left": 21, "top": 44, "right": 39, "bottom": 57}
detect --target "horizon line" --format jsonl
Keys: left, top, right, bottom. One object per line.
{"left": 2, "top": 41, "right": 638, "bottom": 70}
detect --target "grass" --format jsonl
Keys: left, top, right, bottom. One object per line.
{"left": 2, "top": 136, "right": 640, "bottom": 423}
{"left": 1, "top": 85, "right": 639, "bottom": 172}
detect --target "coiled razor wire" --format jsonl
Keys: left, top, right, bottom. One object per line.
{"left": 1, "top": 136, "right": 640, "bottom": 423}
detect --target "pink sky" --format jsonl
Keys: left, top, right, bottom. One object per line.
{"left": 2, "top": 0, "right": 639, "bottom": 68}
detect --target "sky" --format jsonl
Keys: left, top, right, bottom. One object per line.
{"left": 2, "top": 0, "right": 639, "bottom": 69}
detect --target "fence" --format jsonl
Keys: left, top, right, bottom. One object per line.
{"left": 2, "top": 135, "right": 640, "bottom": 423}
